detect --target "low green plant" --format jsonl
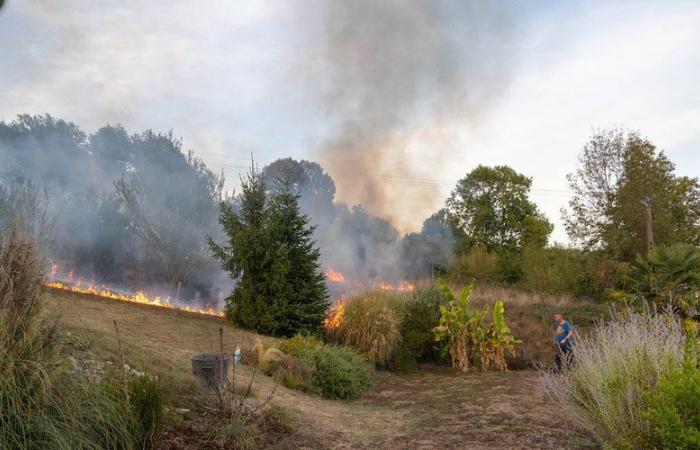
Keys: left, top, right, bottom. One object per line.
{"left": 433, "top": 278, "right": 518, "bottom": 371}
{"left": 300, "top": 344, "right": 372, "bottom": 400}
{"left": 216, "top": 412, "right": 261, "bottom": 450}
{"left": 279, "top": 333, "right": 323, "bottom": 358}
{"left": 128, "top": 375, "right": 167, "bottom": 450}
{"left": 642, "top": 322, "right": 700, "bottom": 449}
{"left": 334, "top": 291, "right": 402, "bottom": 366}
{"left": 262, "top": 403, "right": 297, "bottom": 434}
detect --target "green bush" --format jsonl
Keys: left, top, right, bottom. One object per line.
{"left": 518, "top": 245, "right": 589, "bottom": 296}
{"left": 450, "top": 246, "right": 498, "bottom": 281}
{"left": 300, "top": 344, "right": 372, "bottom": 400}
{"left": 128, "top": 375, "right": 167, "bottom": 450}
{"left": 390, "top": 285, "right": 446, "bottom": 371}
{"left": 335, "top": 291, "right": 403, "bottom": 366}
{"left": 279, "top": 333, "right": 323, "bottom": 358}
{"left": 643, "top": 360, "right": 700, "bottom": 448}
{"left": 642, "top": 326, "right": 700, "bottom": 449}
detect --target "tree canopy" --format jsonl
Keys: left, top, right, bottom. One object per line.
{"left": 446, "top": 165, "right": 552, "bottom": 252}
{"left": 564, "top": 130, "right": 700, "bottom": 259}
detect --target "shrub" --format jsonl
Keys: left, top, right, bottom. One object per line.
{"left": 451, "top": 246, "right": 498, "bottom": 281}
{"left": 642, "top": 324, "right": 700, "bottom": 448}
{"left": 0, "top": 228, "right": 140, "bottom": 449}
{"left": 279, "top": 333, "right": 323, "bottom": 358}
{"left": 334, "top": 291, "right": 402, "bottom": 366}
{"left": 128, "top": 375, "right": 167, "bottom": 449}
{"left": 541, "top": 308, "right": 686, "bottom": 448}
{"left": 390, "top": 285, "right": 445, "bottom": 371}
{"left": 519, "top": 245, "right": 588, "bottom": 296}
{"left": 300, "top": 344, "right": 372, "bottom": 400}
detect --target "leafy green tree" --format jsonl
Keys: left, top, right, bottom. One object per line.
{"left": 210, "top": 168, "right": 328, "bottom": 336}
{"left": 564, "top": 130, "right": 700, "bottom": 259}
{"left": 446, "top": 165, "right": 552, "bottom": 252}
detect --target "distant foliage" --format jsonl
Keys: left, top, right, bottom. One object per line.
{"left": 0, "top": 115, "right": 224, "bottom": 298}
{"left": 564, "top": 129, "right": 700, "bottom": 259}
{"left": 446, "top": 165, "right": 552, "bottom": 253}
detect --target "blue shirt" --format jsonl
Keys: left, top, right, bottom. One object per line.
{"left": 554, "top": 320, "right": 574, "bottom": 348}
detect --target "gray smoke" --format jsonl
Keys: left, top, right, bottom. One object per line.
{"left": 311, "top": 0, "right": 520, "bottom": 232}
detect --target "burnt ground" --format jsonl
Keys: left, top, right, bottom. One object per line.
{"left": 47, "top": 289, "right": 598, "bottom": 450}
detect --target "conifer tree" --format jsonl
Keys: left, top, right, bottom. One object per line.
{"left": 267, "top": 187, "right": 329, "bottom": 335}
{"left": 209, "top": 167, "right": 328, "bottom": 336}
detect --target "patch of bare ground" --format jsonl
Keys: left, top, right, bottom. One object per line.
{"left": 46, "top": 289, "right": 597, "bottom": 449}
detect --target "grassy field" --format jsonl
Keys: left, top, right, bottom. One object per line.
{"left": 45, "top": 287, "right": 599, "bottom": 449}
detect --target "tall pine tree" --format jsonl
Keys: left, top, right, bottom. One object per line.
{"left": 267, "top": 187, "right": 329, "bottom": 335}
{"left": 209, "top": 167, "right": 328, "bottom": 336}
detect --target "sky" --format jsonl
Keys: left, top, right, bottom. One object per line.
{"left": 1, "top": 0, "right": 699, "bottom": 243}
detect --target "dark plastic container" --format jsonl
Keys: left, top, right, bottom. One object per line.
{"left": 191, "top": 353, "right": 230, "bottom": 392}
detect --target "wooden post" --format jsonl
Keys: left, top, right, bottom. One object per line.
{"left": 643, "top": 199, "right": 655, "bottom": 253}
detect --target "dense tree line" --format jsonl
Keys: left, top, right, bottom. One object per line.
{"left": 3, "top": 114, "right": 698, "bottom": 309}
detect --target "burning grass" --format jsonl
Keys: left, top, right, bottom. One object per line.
{"left": 44, "top": 266, "right": 224, "bottom": 317}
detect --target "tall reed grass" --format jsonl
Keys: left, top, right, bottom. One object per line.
{"left": 541, "top": 307, "right": 686, "bottom": 448}
{"left": 331, "top": 290, "right": 403, "bottom": 366}
{"left": 0, "top": 228, "right": 140, "bottom": 449}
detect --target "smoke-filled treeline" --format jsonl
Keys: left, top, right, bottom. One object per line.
{"left": 0, "top": 114, "right": 226, "bottom": 301}
{"left": 0, "top": 115, "right": 455, "bottom": 303}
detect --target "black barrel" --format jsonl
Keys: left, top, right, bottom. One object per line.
{"left": 191, "top": 353, "right": 230, "bottom": 392}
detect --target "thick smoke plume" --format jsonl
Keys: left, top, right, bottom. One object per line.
{"left": 313, "top": 0, "right": 519, "bottom": 232}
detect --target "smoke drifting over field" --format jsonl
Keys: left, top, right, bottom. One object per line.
{"left": 312, "top": 0, "right": 519, "bottom": 232}
{"left": 0, "top": 117, "right": 455, "bottom": 305}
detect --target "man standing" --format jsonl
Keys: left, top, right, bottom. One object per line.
{"left": 553, "top": 313, "right": 575, "bottom": 371}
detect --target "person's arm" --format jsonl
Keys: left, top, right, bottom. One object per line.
{"left": 560, "top": 323, "right": 574, "bottom": 344}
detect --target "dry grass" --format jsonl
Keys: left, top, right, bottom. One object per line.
{"left": 44, "top": 287, "right": 600, "bottom": 449}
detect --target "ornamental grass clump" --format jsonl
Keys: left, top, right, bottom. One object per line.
{"left": 333, "top": 291, "right": 403, "bottom": 366}
{"left": 541, "top": 307, "right": 686, "bottom": 448}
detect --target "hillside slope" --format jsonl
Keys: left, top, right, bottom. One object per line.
{"left": 45, "top": 288, "right": 597, "bottom": 449}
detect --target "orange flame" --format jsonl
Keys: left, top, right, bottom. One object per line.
{"left": 323, "top": 299, "right": 346, "bottom": 330}
{"left": 325, "top": 267, "right": 345, "bottom": 283}
{"left": 377, "top": 281, "right": 415, "bottom": 292}
{"left": 44, "top": 270, "right": 224, "bottom": 317}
